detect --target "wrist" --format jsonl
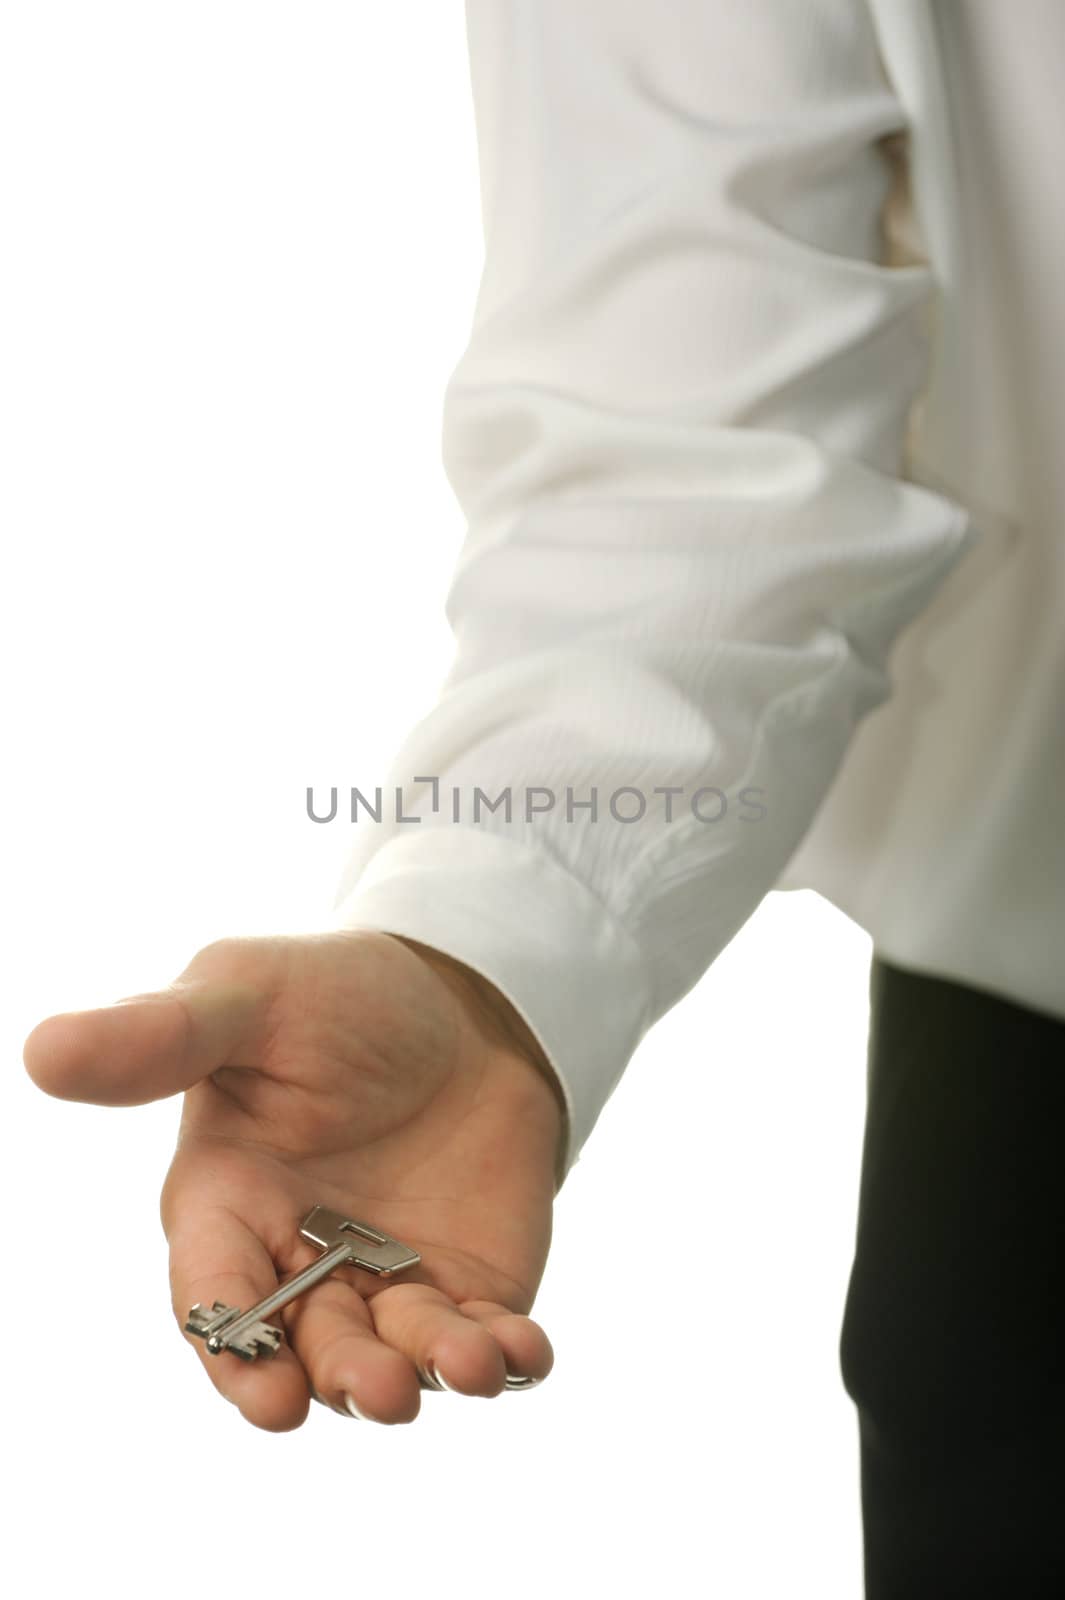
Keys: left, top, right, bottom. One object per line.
{"left": 390, "top": 935, "right": 569, "bottom": 1189}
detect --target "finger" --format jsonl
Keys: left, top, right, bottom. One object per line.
{"left": 23, "top": 974, "right": 266, "bottom": 1105}
{"left": 457, "top": 1299, "right": 555, "bottom": 1388}
{"left": 367, "top": 1282, "right": 512, "bottom": 1397}
{"left": 168, "top": 1203, "right": 312, "bottom": 1432}
{"left": 283, "top": 1273, "right": 423, "bottom": 1424}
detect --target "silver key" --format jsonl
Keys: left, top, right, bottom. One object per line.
{"left": 185, "top": 1205, "right": 421, "bottom": 1361}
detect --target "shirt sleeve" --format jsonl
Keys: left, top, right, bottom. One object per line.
{"left": 329, "top": 0, "right": 978, "bottom": 1179}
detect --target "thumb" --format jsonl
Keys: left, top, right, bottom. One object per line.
{"left": 23, "top": 974, "right": 268, "bottom": 1106}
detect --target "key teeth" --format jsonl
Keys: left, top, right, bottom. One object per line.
{"left": 227, "top": 1324, "right": 284, "bottom": 1362}
{"left": 185, "top": 1301, "right": 238, "bottom": 1337}
{"left": 185, "top": 1303, "right": 283, "bottom": 1360}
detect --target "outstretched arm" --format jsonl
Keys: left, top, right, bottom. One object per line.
{"left": 25, "top": 0, "right": 976, "bottom": 1433}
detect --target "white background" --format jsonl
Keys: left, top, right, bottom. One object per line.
{"left": 2, "top": 6, "right": 870, "bottom": 1596}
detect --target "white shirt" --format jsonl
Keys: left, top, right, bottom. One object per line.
{"left": 331, "top": 0, "right": 1065, "bottom": 1178}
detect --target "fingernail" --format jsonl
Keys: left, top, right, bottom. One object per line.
{"left": 424, "top": 1359, "right": 457, "bottom": 1393}
{"left": 344, "top": 1393, "right": 367, "bottom": 1420}
{"left": 312, "top": 1388, "right": 355, "bottom": 1419}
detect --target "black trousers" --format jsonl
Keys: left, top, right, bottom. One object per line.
{"left": 840, "top": 954, "right": 1065, "bottom": 1598}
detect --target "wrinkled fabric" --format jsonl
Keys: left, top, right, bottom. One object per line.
{"left": 333, "top": 1, "right": 1064, "bottom": 1177}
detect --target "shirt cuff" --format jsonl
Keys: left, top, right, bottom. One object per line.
{"left": 329, "top": 825, "right": 653, "bottom": 1180}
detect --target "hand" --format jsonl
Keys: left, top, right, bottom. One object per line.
{"left": 24, "top": 930, "right": 565, "bottom": 1431}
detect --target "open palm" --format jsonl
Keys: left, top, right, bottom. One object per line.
{"left": 24, "top": 930, "right": 563, "bottom": 1430}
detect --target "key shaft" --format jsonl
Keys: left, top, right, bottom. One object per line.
{"left": 204, "top": 1242, "right": 351, "bottom": 1354}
